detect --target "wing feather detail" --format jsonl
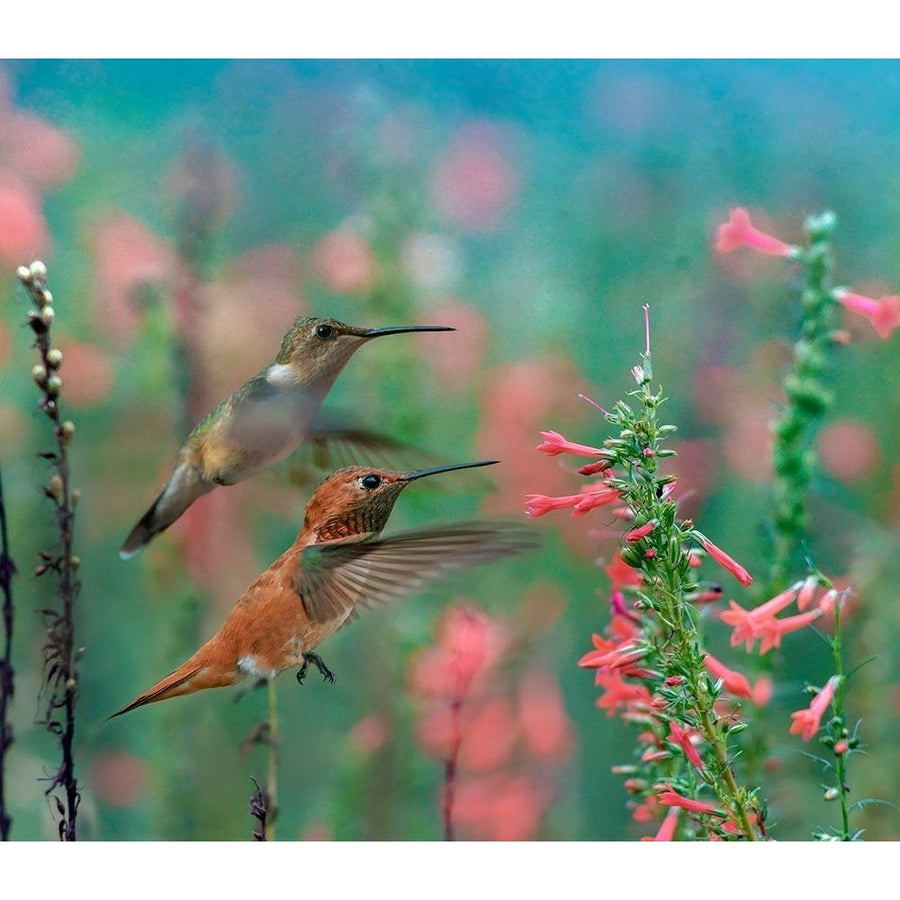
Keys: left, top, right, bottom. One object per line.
{"left": 294, "top": 521, "right": 538, "bottom": 624}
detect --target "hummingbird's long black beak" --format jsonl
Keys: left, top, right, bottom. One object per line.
{"left": 363, "top": 324, "right": 455, "bottom": 338}
{"left": 400, "top": 460, "right": 500, "bottom": 482}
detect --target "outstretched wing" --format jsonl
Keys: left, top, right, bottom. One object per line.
{"left": 293, "top": 521, "right": 539, "bottom": 624}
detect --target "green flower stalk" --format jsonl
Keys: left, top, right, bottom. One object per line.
{"left": 527, "top": 306, "right": 765, "bottom": 840}
{"left": 716, "top": 207, "right": 900, "bottom": 591}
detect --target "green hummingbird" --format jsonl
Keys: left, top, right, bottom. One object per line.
{"left": 119, "top": 316, "right": 453, "bottom": 559}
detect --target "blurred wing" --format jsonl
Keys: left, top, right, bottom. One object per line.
{"left": 288, "top": 411, "right": 494, "bottom": 493}
{"left": 294, "top": 521, "right": 539, "bottom": 624}
{"left": 299, "top": 421, "right": 423, "bottom": 471}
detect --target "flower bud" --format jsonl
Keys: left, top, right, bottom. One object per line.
{"left": 46, "top": 348, "right": 63, "bottom": 369}
{"left": 32, "top": 363, "right": 48, "bottom": 386}
{"left": 47, "top": 474, "right": 64, "bottom": 501}
{"left": 823, "top": 787, "right": 840, "bottom": 801}
{"left": 40, "top": 306, "right": 55, "bottom": 327}
{"left": 46, "top": 374, "right": 63, "bottom": 397}
{"left": 16, "top": 265, "right": 32, "bottom": 283}
{"left": 30, "top": 260, "right": 47, "bottom": 280}
{"left": 60, "top": 420, "right": 75, "bottom": 444}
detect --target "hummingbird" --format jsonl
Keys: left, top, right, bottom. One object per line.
{"left": 111, "top": 460, "right": 537, "bottom": 716}
{"left": 119, "top": 315, "right": 454, "bottom": 559}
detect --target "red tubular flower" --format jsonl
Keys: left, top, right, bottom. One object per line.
{"left": 667, "top": 721, "right": 704, "bottom": 770}
{"left": 536, "top": 429, "right": 603, "bottom": 457}
{"left": 572, "top": 483, "right": 621, "bottom": 515}
{"left": 578, "top": 641, "right": 647, "bottom": 672}
{"left": 757, "top": 609, "right": 823, "bottom": 653}
{"left": 697, "top": 534, "right": 754, "bottom": 586}
{"left": 704, "top": 653, "right": 752, "bottom": 699}
{"left": 715, "top": 207, "right": 796, "bottom": 257}
{"left": 642, "top": 807, "right": 681, "bottom": 841}
{"left": 524, "top": 492, "right": 583, "bottom": 517}
{"left": 656, "top": 784, "right": 724, "bottom": 816}
{"left": 789, "top": 676, "right": 840, "bottom": 741}
{"left": 593, "top": 671, "right": 657, "bottom": 718}
{"left": 834, "top": 288, "right": 900, "bottom": 340}
{"left": 625, "top": 521, "right": 657, "bottom": 542}
{"left": 795, "top": 575, "right": 818, "bottom": 611}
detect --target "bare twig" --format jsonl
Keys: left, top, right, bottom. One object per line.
{"left": 17, "top": 260, "right": 82, "bottom": 841}
{"left": 0, "top": 467, "right": 18, "bottom": 840}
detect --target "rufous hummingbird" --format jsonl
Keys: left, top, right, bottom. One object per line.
{"left": 119, "top": 316, "right": 454, "bottom": 559}
{"left": 111, "top": 460, "right": 536, "bottom": 716}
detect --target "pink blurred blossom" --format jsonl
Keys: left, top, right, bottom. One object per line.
{"left": 312, "top": 227, "right": 377, "bottom": 295}
{"left": 55, "top": 341, "right": 114, "bottom": 408}
{"left": 818, "top": 418, "right": 880, "bottom": 482}
{"left": 452, "top": 772, "right": 551, "bottom": 841}
{"left": 349, "top": 713, "right": 392, "bottom": 757}
{"left": 0, "top": 69, "right": 79, "bottom": 195}
{"left": 88, "top": 751, "right": 145, "bottom": 807}
{"left": 0, "top": 111, "right": 79, "bottom": 190}
{"left": 0, "top": 174, "right": 49, "bottom": 266}
{"left": 415, "top": 299, "right": 488, "bottom": 389}
{"left": 517, "top": 666, "right": 573, "bottom": 761}
{"left": 88, "top": 210, "right": 176, "bottom": 348}
{"left": 408, "top": 604, "right": 506, "bottom": 699}
{"left": 431, "top": 121, "right": 519, "bottom": 232}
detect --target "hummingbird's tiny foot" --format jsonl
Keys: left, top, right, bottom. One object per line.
{"left": 297, "top": 652, "right": 336, "bottom": 685}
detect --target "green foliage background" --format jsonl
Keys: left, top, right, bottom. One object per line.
{"left": 2, "top": 59, "right": 900, "bottom": 840}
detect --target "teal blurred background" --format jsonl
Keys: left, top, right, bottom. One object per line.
{"left": 2, "top": 59, "right": 900, "bottom": 841}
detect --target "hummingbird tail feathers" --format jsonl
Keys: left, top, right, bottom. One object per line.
{"left": 110, "top": 657, "right": 240, "bottom": 717}
{"left": 119, "top": 464, "right": 215, "bottom": 559}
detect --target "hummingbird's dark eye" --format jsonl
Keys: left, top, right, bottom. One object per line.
{"left": 360, "top": 473, "right": 382, "bottom": 490}
{"left": 315, "top": 323, "right": 334, "bottom": 339}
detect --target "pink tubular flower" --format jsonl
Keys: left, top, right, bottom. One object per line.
{"left": 756, "top": 609, "right": 823, "bottom": 653}
{"left": 795, "top": 575, "right": 819, "bottom": 611}
{"left": 789, "top": 676, "right": 840, "bottom": 741}
{"left": 572, "top": 483, "right": 621, "bottom": 515}
{"left": 720, "top": 581, "right": 800, "bottom": 650}
{"left": 834, "top": 288, "right": 900, "bottom": 340}
{"left": 715, "top": 207, "right": 796, "bottom": 257}
{"left": 720, "top": 580, "right": 824, "bottom": 654}
{"left": 643, "top": 807, "right": 681, "bottom": 841}
{"left": 594, "top": 671, "right": 658, "bottom": 717}
{"left": 697, "top": 534, "right": 754, "bottom": 586}
{"left": 667, "top": 721, "right": 704, "bottom": 771}
{"left": 704, "top": 653, "right": 752, "bottom": 699}
{"left": 656, "top": 784, "right": 724, "bottom": 816}
{"left": 578, "top": 641, "right": 647, "bottom": 673}
{"left": 536, "top": 429, "right": 603, "bottom": 458}
{"left": 524, "top": 492, "right": 583, "bottom": 517}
